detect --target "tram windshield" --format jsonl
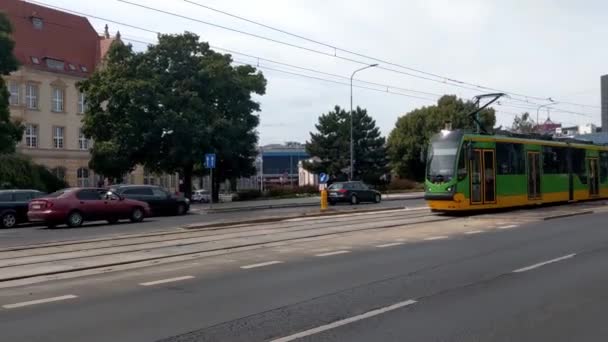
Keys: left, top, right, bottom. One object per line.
{"left": 426, "top": 132, "right": 461, "bottom": 183}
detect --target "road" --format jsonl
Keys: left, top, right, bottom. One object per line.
{"left": 0, "top": 197, "right": 425, "bottom": 248}
{"left": 0, "top": 206, "right": 606, "bottom": 341}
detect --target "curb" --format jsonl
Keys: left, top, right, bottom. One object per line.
{"left": 200, "top": 194, "right": 424, "bottom": 214}
{"left": 543, "top": 210, "right": 594, "bottom": 221}
{"left": 183, "top": 205, "right": 412, "bottom": 230}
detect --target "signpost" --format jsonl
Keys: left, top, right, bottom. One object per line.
{"left": 319, "top": 172, "right": 329, "bottom": 211}
{"left": 319, "top": 172, "right": 329, "bottom": 184}
{"left": 205, "top": 153, "right": 216, "bottom": 209}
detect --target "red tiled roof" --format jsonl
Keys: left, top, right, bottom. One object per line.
{"left": 1, "top": 0, "right": 101, "bottom": 76}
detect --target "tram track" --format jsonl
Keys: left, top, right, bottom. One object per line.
{"left": 0, "top": 210, "right": 445, "bottom": 283}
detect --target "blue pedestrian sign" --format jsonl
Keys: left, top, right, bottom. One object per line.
{"left": 205, "top": 153, "right": 216, "bottom": 169}
{"left": 319, "top": 172, "right": 329, "bottom": 183}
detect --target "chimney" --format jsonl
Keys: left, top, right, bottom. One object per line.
{"left": 602, "top": 75, "right": 608, "bottom": 133}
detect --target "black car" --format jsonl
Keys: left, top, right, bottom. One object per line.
{"left": 0, "top": 189, "right": 45, "bottom": 228}
{"left": 327, "top": 181, "right": 381, "bottom": 205}
{"left": 110, "top": 185, "right": 190, "bottom": 216}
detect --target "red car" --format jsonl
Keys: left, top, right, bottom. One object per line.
{"left": 28, "top": 188, "right": 151, "bottom": 228}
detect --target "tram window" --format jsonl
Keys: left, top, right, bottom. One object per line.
{"left": 542, "top": 146, "right": 567, "bottom": 174}
{"left": 572, "top": 148, "right": 587, "bottom": 184}
{"left": 496, "top": 143, "right": 524, "bottom": 174}
{"left": 600, "top": 152, "right": 608, "bottom": 183}
{"left": 457, "top": 147, "right": 467, "bottom": 181}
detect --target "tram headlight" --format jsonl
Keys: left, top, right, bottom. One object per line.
{"left": 446, "top": 186, "right": 453, "bottom": 192}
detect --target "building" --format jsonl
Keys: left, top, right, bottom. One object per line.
{"left": 260, "top": 142, "right": 309, "bottom": 187}
{"left": 556, "top": 123, "right": 598, "bottom": 137}
{"left": 2, "top": 1, "right": 180, "bottom": 191}
{"left": 2, "top": 0, "right": 107, "bottom": 186}
{"left": 535, "top": 117, "right": 561, "bottom": 135}
{"left": 602, "top": 74, "right": 608, "bottom": 132}
{"left": 298, "top": 158, "right": 320, "bottom": 187}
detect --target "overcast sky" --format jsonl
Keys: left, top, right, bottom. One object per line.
{"left": 34, "top": 0, "right": 607, "bottom": 144}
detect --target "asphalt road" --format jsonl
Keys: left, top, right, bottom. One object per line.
{"left": 0, "top": 210, "right": 606, "bottom": 341}
{"left": 0, "top": 197, "right": 425, "bottom": 248}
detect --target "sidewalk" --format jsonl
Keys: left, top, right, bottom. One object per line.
{"left": 192, "top": 192, "right": 424, "bottom": 213}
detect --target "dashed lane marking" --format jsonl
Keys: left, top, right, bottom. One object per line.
{"left": 140, "top": 276, "right": 195, "bottom": 286}
{"left": 376, "top": 242, "right": 404, "bottom": 248}
{"left": 464, "top": 230, "right": 483, "bottom": 235}
{"left": 270, "top": 299, "right": 417, "bottom": 342}
{"left": 315, "top": 250, "right": 351, "bottom": 257}
{"left": 498, "top": 224, "right": 518, "bottom": 230}
{"left": 2, "top": 295, "right": 78, "bottom": 309}
{"left": 424, "top": 236, "right": 448, "bottom": 241}
{"left": 513, "top": 254, "right": 576, "bottom": 273}
{"left": 240, "top": 261, "right": 283, "bottom": 269}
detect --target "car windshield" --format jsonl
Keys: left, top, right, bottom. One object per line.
{"left": 44, "top": 190, "right": 69, "bottom": 198}
{"left": 328, "top": 183, "right": 344, "bottom": 190}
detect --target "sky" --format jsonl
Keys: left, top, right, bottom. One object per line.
{"left": 29, "top": 0, "right": 607, "bottom": 144}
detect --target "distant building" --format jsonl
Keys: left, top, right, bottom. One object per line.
{"left": 298, "top": 158, "right": 320, "bottom": 187}
{"left": 260, "top": 142, "right": 309, "bottom": 187}
{"left": 602, "top": 74, "right": 608, "bottom": 132}
{"left": 556, "top": 123, "right": 598, "bottom": 137}
{"left": 535, "top": 118, "right": 561, "bottom": 135}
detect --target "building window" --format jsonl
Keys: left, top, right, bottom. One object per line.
{"left": 52, "top": 87, "right": 64, "bottom": 112}
{"left": 31, "top": 17, "right": 43, "bottom": 29}
{"left": 8, "top": 81, "right": 19, "bottom": 106}
{"left": 81, "top": 66, "right": 88, "bottom": 72}
{"left": 52, "top": 167, "right": 66, "bottom": 181}
{"left": 31, "top": 56, "right": 40, "bottom": 64}
{"left": 68, "top": 64, "right": 76, "bottom": 71}
{"left": 24, "top": 124, "right": 38, "bottom": 148}
{"left": 46, "top": 58, "right": 65, "bottom": 71}
{"left": 78, "top": 128, "right": 89, "bottom": 150}
{"left": 26, "top": 84, "right": 39, "bottom": 109}
{"left": 77, "top": 168, "right": 90, "bottom": 187}
{"left": 53, "top": 126, "right": 65, "bottom": 149}
{"left": 143, "top": 170, "right": 156, "bottom": 185}
{"left": 78, "top": 92, "right": 86, "bottom": 114}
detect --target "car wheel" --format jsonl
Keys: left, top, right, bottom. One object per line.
{"left": 1, "top": 212, "right": 17, "bottom": 229}
{"left": 350, "top": 195, "right": 359, "bottom": 205}
{"left": 374, "top": 194, "right": 381, "bottom": 203}
{"left": 46, "top": 223, "right": 56, "bottom": 229}
{"left": 66, "top": 211, "right": 84, "bottom": 228}
{"left": 130, "top": 207, "right": 145, "bottom": 223}
{"left": 107, "top": 218, "right": 119, "bottom": 225}
{"left": 176, "top": 204, "right": 187, "bottom": 216}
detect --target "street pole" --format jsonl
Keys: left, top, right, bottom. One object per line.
{"left": 209, "top": 167, "right": 213, "bottom": 210}
{"left": 536, "top": 99, "right": 556, "bottom": 131}
{"left": 350, "top": 63, "right": 378, "bottom": 181}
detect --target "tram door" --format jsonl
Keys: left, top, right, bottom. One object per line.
{"left": 588, "top": 158, "right": 600, "bottom": 197}
{"left": 527, "top": 151, "right": 542, "bottom": 200}
{"left": 470, "top": 149, "right": 496, "bottom": 205}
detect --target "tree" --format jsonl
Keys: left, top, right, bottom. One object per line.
{"left": 387, "top": 95, "right": 496, "bottom": 180}
{"left": 80, "top": 32, "right": 266, "bottom": 199}
{"left": 511, "top": 112, "right": 536, "bottom": 133}
{"left": 0, "top": 13, "right": 24, "bottom": 154}
{"left": 305, "top": 105, "right": 388, "bottom": 184}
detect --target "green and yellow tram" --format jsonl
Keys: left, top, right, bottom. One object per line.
{"left": 424, "top": 130, "right": 608, "bottom": 211}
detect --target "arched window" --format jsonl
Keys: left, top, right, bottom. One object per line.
{"left": 52, "top": 167, "right": 66, "bottom": 181}
{"left": 77, "top": 168, "right": 90, "bottom": 187}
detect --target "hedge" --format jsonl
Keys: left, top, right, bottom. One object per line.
{"left": 0, "top": 154, "right": 67, "bottom": 193}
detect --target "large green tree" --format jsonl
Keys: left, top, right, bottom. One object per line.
{"left": 387, "top": 95, "right": 496, "bottom": 180}
{"left": 80, "top": 32, "right": 266, "bottom": 199}
{"left": 0, "top": 13, "right": 24, "bottom": 154}
{"left": 305, "top": 105, "right": 388, "bottom": 184}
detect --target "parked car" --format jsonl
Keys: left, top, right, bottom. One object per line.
{"left": 327, "top": 181, "right": 381, "bottom": 205}
{"left": 110, "top": 185, "right": 190, "bottom": 216}
{"left": 192, "top": 189, "right": 211, "bottom": 203}
{"left": 0, "top": 190, "right": 45, "bottom": 228}
{"left": 27, "top": 188, "right": 151, "bottom": 228}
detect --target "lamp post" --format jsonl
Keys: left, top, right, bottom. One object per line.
{"left": 350, "top": 63, "right": 378, "bottom": 180}
{"left": 536, "top": 98, "right": 557, "bottom": 130}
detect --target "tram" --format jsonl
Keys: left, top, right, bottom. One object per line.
{"left": 424, "top": 129, "right": 608, "bottom": 211}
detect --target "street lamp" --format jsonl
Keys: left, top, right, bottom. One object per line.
{"left": 536, "top": 98, "right": 557, "bottom": 130}
{"left": 350, "top": 63, "right": 379, "bottom": 180}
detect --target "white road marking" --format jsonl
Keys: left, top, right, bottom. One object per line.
{"left": 240, "top": 261, "right": 283, "bottom": 269}
{"left": 284, "top": 209, "right": 407, "bottom": 222}
{"left": 498, "top": 224, "right": 518, "bottom": 230}
{"left": 2, "top": 295, "right": 78, "bottom": 309}
{"left": 376, "top": 242, "right": 404, "bottom": 248}
{"left": 513, "top": 254, "right": 576, "bottom": 273}
{"left": 270, "top": 299, "right": 417, "bottom": 342}
{"left": 464, "top": 230, "right": 483, "bottom": 235}
{"left": 424, "top": 236, "right": 448, "bottom": 241}
{"left": 139, "top": 276, "right": 195, "bottom": 286}
{"left": 315, "top": 250, "right": 350, "bottom": 257}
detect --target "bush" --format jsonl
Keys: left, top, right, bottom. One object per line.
{"left": 386, "top": 178, "right": 422, "bottom": 191}
{"left": 235, "top": 189, "right": 262, "bottom": 201}
{"left": 264, "top": 185, "right": 319, "bottom": 198}
{"left": 0, "top": 154, "right": 67, "bottom": 192}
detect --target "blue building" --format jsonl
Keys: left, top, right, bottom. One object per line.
{"left": 259, "top": 143, "right": 309, "bottom": 186}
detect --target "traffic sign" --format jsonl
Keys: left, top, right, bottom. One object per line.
{"left": 319, "top": 172, "right": 329, "bottom": 183}
{"left": 205, "top": 153, "right": 216, "bottom": 169}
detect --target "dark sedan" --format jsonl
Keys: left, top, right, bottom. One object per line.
{"left": 110, "top": 185, "right": 190, "bottom": 216}
{"left": 327, "top": 181, "right": 381, "bottom": 205}
{"left": 0, "top": 189, "right": 45, "bottom": 228}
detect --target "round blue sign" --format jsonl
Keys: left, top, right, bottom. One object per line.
{"left": 319, "top": 172, "right": 329, "bottom": 183}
